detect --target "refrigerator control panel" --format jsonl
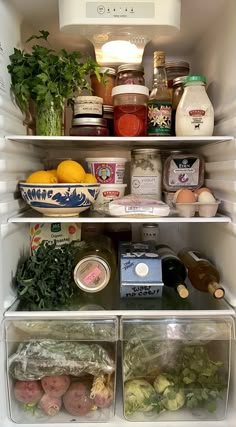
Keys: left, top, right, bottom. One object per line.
{"left": 86, "top": 2, "right": 155, "bottom": 19}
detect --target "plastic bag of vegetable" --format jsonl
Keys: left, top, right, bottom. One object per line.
{"left": 124, "top": 379, "right": 156, "bottom": 416}
{"left": 8, "top": 340, "right": 115, "bottom": 380}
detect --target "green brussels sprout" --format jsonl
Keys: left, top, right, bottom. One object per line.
{"left": 124, "top": 379, "right": 155, "bottom": 415}
{"left": 153, "top": 374, "right": 174, "bottom": 394}
{"left": 163, "top": 386, "right": 185, "bottom": 411}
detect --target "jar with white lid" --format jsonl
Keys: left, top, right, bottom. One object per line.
{"left": 175, "top": 75, "right": 214, "bottom": 136}
{"left": 131, "top": 149, "right": 162, "bottom": 198}
{"left": 112, "top": 84, "right": 149, "bottom": 136}
{"left": 74, "top": 95, "right": 103, "bottom": 117}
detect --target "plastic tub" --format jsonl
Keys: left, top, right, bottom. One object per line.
{"left": 86, "top": 157, "right": 127, "bottom": 184}
{"left": 93, "top": 184, "right": 127, "bottom": 208}
{"left": 163, "top": 153, "right": 204, "bottom": 191}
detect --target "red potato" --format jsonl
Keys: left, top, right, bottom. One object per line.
{"left": 63, "top": 382, "right": 94, "bottom": 416}
{"left": 39, "top": 394, "right": 62, "bottom": 416}
{"left": 41, "top": 375, "right": 70, "bottom": 397}
{"left": 14, "top": 380, "right": 43, "bottom": 404}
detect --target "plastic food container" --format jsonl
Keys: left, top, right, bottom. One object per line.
{"left": 93, "top": 183, "right": 127, "bottom": 208}
{"left": 112, "top": 85, "right": 149, "bottom": 137}
{"left": 86, "top": 157, "right": 127, "bottom": 184}
{"left": 90, "top": 67, "right": 116, "bottom": 106}
{"left": 69, "top": 117, "right": 109, "bottom": 136}
{"left": 175, "top": 200, "right": 220, "bottom": 217}
{"left": 163, "top": 153, "right": 204, "bottom": 191}
{"left": 121, "top": 316, "right": 233, "bottom": 422}
{"left": 4, "top": 316, "right": 118, "bottom": 423}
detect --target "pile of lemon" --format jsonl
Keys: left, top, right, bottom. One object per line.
{"left": 26, "top": 160, "right": 97, "bottom": 184}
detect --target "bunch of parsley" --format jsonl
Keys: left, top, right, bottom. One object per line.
{"left": 7, "top": 30, "right": 100, "bottom": 113}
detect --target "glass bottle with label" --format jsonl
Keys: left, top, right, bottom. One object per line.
{"left": 175, "top": 75, "right": 214, "bottom": 136}
{"left": 178, "top": 248, "right": 225, "bottom": 299}
{"left": 73, "top": 236, "right": 117, "bottom": 306}
{"left": 147, "top": 51, "right": 172, "bottom": 136}
{"left": 156, "top": 245, "right": 189, "bottom": 298}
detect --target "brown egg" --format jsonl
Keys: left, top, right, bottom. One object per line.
{"left": 194, "top": 187, "right": 213, "bottom": 196}
{"left": 176, "top": 189, "right": 196, "bottom": 204}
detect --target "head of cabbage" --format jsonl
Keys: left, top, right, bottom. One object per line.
{"left": 124, "top": 379, "right": 156, "bottom": 416}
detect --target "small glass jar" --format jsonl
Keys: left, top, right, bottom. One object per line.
{"left": 131, "top": 148, "right": 162, "bottom": 198}
{"left": 69, "top": 117, "right": 109, "bottom": 136}
{"left": 171, "top": 76, "right": 187, "bottom": 135}
{"left": 116, "top": 63, "right": 145, "bottom": 85}
{"left": 90, "top": 67, "right": 116, "bottom": 106}
{"left": 112, "top": 85, "right": 149, "bottom": 137}
{"left": 103, "top": 105, "right": 114, "bottom": 136}
{"left": 166, "top": 61, "right": 190, "bottom": 100}
{"left": 141, "top": 223, "right": 160, "bottom": 243}
{"left": 73, "top": 96, "right": 103, "bottom": 117}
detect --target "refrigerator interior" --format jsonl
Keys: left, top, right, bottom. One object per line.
{"left": 1, "top": 0, "right": 236, "bottom": 426}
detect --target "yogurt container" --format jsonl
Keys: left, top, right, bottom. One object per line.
{"left": 86, "top": 157, "right": 127, "bottom": 184}
{"left": 93, "top": 183, "right": 127, "bottom": 208}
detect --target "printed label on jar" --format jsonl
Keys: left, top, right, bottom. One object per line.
{"left": 168, "top": 157, "right": 200, "bottom": 187}
{"left": 75, "top": 259, "right": 107, "bottom": 291}
{"left": 131, "top": 176, "right": 161, "bottom": 196}
{"left": 188, "top": 109, "right": 207, "bottom": 130}
{"left": 91, "top": 162, "right": 125, "bottom": 184}
{"left": 147, "top": 102, "right": 172, "bottom": 135}
{"left": 74, "top": 103, "right": 102, "bottom": 116}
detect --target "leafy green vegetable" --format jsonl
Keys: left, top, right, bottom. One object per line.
{"left": 16, "top": 241, "right": 79, "bottom": 310}
{"left": 124, "top": 379, "right": 156, "bottom": 415}
{"left": 7, "top": 30, "right": 100, "bottom": 113}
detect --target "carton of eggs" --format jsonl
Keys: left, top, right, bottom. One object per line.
{"left": 174, "top": 187, "right": 220, "bottom": 217}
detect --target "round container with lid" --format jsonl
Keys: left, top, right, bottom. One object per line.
{"left": 131, "top": 148, "right": 162, "bottom": 198}
{"left": 141, "top": 223, "right": 160, "bottom": 243}
{"left": 171, "top": 76, "right": 188, "bottom": 135}
{"left": 116, "top": 63, "right": 145, "bottom": 85}
{"left": 103, "top": 104, "right": 114, "bottom": 136}
{"left": 73, "top": 96, "right": 103, "bottom": 118}
{"left": 90, "top": 67, "right": 116, "bottom": 106}
{"left": 166, "top": 60, "right": 190, "bottom": 99}
{"left": 176, "top": 75, "right": 214, "bottom": 136}
{"left": 112, "top": 84, "right": 149, "bottom": 136}
{"left": 69, "top": 117, "right": 109, "bottom": 136}
{"left": 86, "top": 157, "right": 127, "bottom": 184}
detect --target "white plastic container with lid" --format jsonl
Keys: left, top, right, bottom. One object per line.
{"left": 86, "top": 157, "right": 127, "bottom": 184}
{"left": 175, "top": 75, "right": 214, "bottom": 136}
{"left": 112, "top": 84, "right": 149, "bottom": 136}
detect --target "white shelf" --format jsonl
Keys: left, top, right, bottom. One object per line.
{"left": 8, "top": 209, "right": 231, "bottom": 223}
{"left": 6, "top": 135, "right": 234, "bottom": 150}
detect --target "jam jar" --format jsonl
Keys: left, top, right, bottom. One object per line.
{"left": 73, "top": 96, "right": 103, "bottom": 117}
{"left": 69, "top": 117, "right": 109, "bottom": 136}
{"left": 116, "top": 63, "right": 145, "bottom": 85}
{"left": 90, "top": 67, "right": 116, "bottom": 106}
{"left": 103, "top": 105, "right": 114, "bottom": 136}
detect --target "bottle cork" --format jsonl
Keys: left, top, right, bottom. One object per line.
{"left": 208, "top": 282, "right": 225, "bottom": 299}
{"left": 176, "top": 284, "right": 189, "bottom": 299}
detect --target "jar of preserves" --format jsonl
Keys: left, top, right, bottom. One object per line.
{"left": 112, "top": 85, "right": 149, "bottom": 137}
{"left": 176, "top": 75, "right": 214, "bottom": 136}
{"left": 73, "top": 96, "right": 103, "bottom": 117}
{"left": 73, "top": 236, "right": 116, "bottom": 293}
{"left": 171, "top": 76, "right": 188, "bottom": 135}
{"left": 69, "top": 117, "right": 109, "bottom": 136}
{"left": 103, "top": 105, "right": 114, "bottom": 136}
{"left": 131, "top": 149, "right": 162, "bottom": 198}
{"left": 116, "top": 63, "right": 145, "bottom": 85}
{"left": 165, "top": 60, "right": 190, "bottom": 100}
{"left": 90, "top": 67, "right": 116, "bottom": 106}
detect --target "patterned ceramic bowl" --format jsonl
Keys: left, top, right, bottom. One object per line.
{"left": 19, "top": 182, "right": 100, "bottom": 217}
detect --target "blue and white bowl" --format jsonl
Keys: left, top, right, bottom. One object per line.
{"left": 19, "top": 182, "right": 100, "bottom": 217}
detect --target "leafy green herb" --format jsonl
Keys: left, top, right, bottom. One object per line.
{"left": 16, "top": 241, "right": 79, "bottom": 310}
{"left": 7, "top": 30, "right": 100, "bottom": 112}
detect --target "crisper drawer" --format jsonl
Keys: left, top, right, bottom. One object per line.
{"left": 120, "top": 315, "right": 235, "bottom": 422}
{"left": 3, "top": 315, "right": 118, "bottom": 424}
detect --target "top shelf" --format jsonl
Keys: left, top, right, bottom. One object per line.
{"left": 6, "top": 135, "right": 234, "bottom": 150}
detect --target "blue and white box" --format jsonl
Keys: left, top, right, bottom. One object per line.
{"left": 120, "top": 242, "right": 163, "bottom": 298}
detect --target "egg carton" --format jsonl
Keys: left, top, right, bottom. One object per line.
{"left": 175, "top": 200, "right": 220, "bottom": 218}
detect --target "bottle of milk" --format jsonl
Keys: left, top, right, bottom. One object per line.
{"left": 175, "top": 75, "right": 214, "bottom": 136}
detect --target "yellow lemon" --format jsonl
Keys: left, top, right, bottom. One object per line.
{"left": 47, "top": 169, "right": 58, "bottom": 178}
{"left": 57, "top": 160, "right": 86, "bottom": 183}
{"left": 83, "top": 173, "right": 97, "bottom": 184}
{"left": 26, "top": 170, "right": 58, "bottom": 184}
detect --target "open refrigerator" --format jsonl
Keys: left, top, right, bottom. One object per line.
{"left": 1, "top": 0, "right": 236, "bottom": 426}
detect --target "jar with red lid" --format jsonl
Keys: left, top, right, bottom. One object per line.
{"left": 116, "top": 64, "right": 145, "bottom": 85}
{"left": 90, "top": 67, "right": 116, "bottom": 106}
{"left": 69, "top": 117, "right": 109, "bottom": 136}
{"left": 112, "top": 85, "right": 149, "bottom": 137}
